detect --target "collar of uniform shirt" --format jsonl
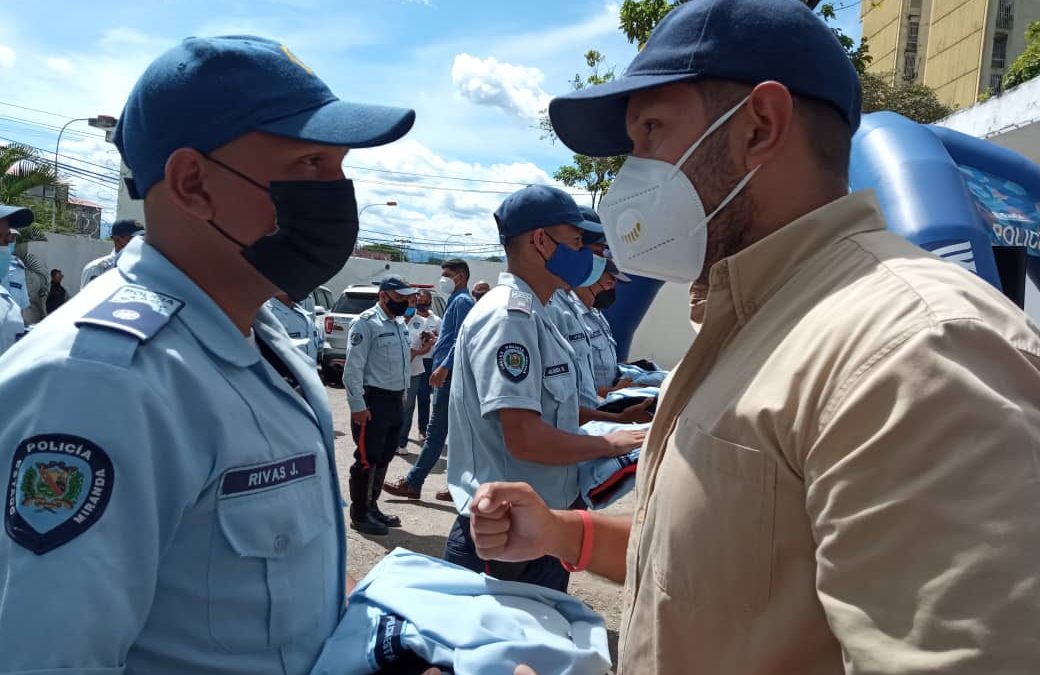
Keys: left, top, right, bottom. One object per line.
{"left": 722, "top": 191, "right": 884, "bottom": 324}
{"left": 116, "top": 237, "right": 262, "bottom": 368}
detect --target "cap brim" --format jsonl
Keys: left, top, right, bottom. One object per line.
{"left": 548, "top": 72, "right": 699, "bottom": 157}
{"left": 611, "top": 270, "right": 632, "bottom": 283}
{"left": 384, "top": 286, "right": 419, "bottom": 296}
{"left": 258, "top": 99, "right": 416, "bottom": 148}
{"left": 0, "top": 205, "right": 34, "bottom": 229}
{"left": 578, "top": 218, "right": 604, "bottom": 235}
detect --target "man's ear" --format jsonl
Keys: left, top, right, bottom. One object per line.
{"left": 740, "top": 81, "right": 795, "bottom": 172}
{"left": 164, "top": 148, "right": 216, "bottom": 220}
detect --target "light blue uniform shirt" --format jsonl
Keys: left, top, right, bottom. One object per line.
{"left": 80, "top": 249, "right": 117, "bottom": 290}
{"left": 447, "top": 272, "right": 581, "bottom": 515}
{"left": 6, "top": 256, "right": 29, "bottom": 309}
{"left": 342, "top": 304, "right": 410, "bottom": 412}
{"left": 0, "top": 281, "right": 26, "bottom": 356}
{"left": 0, "top": 237, "right": 346, "bottom": 675}
{"left": 266, "top": 297, "right": 321, "bottom": 362}
{"left": 580, "top": 303, "right": 619, "bottom": 389}
{"left": 546, "top": 288, "right": 598, "bottom": 409}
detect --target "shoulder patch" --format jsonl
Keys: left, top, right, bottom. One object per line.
{"left": 76, "top": 285, "right": 184, "bottom": 342}
{"left": 507, "top": 289, "right": 533, "bottom": 315}
{"left": 5, "top": 434, "right": 114, "bottom": 555}
{"left": 350, "top": 332, "right": 363, "bottom": 346}
{"left": 496, "top": 343, "right": 530, "bottom": 382}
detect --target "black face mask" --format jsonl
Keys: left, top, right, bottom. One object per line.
{"left": 416, "top": 303, "right": 431, "bottom": 312}
{"left": 204, "top": 156, "right": 359, "bottom": 302}
{"left": 593, "top": 287, "right": 616, "bottom": 310}
{"left": 385, "top": 297, "right": 410, "bottom": 317}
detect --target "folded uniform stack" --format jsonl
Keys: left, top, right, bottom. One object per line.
{"left": 577, "top": 421, "right": 651, "bottom": 509}
{"left": 312, "top": 548, "right": 612, "bottom": 675}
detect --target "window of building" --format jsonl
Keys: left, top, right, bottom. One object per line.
{"left": 997, "top": 0, "right": 1015, "bottom": 31}
{"left": 991, "top": 73, "right": 1005, "bottom": 94}
{"left": 992, "top": 32, "right": 1009, "bottom": 70}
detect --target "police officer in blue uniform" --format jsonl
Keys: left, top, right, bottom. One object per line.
{"left": 444, "top": 185, "right": 646, "bottom": 591}
{"left": 80, "top": 219, "right": 145, "bottom": 290}
{"left": 266, "top": 291, "right": 322, "bottom": 362}
{"left": 0, "top": 204, "right": 31, "bottom": 355}
{"left": 343, "top": 275, "right": 423, "bottom": 535}
{"left": 0, "top": 36, "right": 415, "bottom": 674}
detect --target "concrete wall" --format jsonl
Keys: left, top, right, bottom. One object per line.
{"left": 26, "top": 233, "right": 114, "bottom": 295}
{"left": 924, "top": 0, "right": 990, "bottom": 108}
{"left": 863, "top": 0, "right": 905, "bottom": 82}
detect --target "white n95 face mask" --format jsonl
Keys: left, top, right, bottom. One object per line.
{"left": 437, "top": 276, "right": 455, "bottom": 296}
{"left": 598, "top": 96, "right": 759, "bottom": 284}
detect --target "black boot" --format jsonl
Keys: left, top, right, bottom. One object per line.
{"left": 370, "top": 465, "right": 401, "bottom": 528}
{"left": 349, "top": 470, "right": 388, "bottom": 535}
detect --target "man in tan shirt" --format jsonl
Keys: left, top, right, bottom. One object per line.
{"left": 468, "top": 0, "right": 1040, "bottom": 673}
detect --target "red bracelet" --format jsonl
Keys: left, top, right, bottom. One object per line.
{"left": 561, "top": 510, "right": 594, "bottom": 573}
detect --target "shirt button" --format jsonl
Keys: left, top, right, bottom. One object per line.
{"left": 273, "top": 534, "right": 289, "bottom": 553}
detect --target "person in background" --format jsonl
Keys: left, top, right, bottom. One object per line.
{"left": 399, "top": 288, "right": 440, "bottom": 450}
{"left": 80, "top": 218, "right": 144, "bottom": 289}
{"left": 383, "top": 259, "right": 473, "bottom": 502}
{"left": 4, "top": 228, "right": 29, "bottom": 315}
{"left": 265, "top": 291, "right": 321, "bottom": 362}
{"left": 343, "top": 275, "right": 420, "bottom": 535}
{"left": 471, "top": 280, "right": 491, "bottom": 302}
{"left": 0, "top": 204, "right": 31, "bottom": 355}
{"left": 45, "top": 269, "right": 69, "bottom": 315}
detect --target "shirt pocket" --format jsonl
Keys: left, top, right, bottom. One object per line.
{"left": 649, "top": 423, "right": 777, "bottom": 615}
{"left": 209, "top": 472, "right": 334, "bottom": 652}
{"left": 541, "top": 369, "right": 576, "bottom": 427}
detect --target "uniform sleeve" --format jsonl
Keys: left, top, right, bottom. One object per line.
{"left": 804, "top": 319, "right": 1040, "bottom": 673}
{"left": 467, "top": 312, "right": 544, "bottom": 417}
{"left": 0, "top": 355, "right": 200, "bottom": 672}
{"left": 342, "top": 317, "right": 370, "bottom": 412}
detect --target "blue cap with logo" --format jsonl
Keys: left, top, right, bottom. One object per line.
{"left": 114, "top": 35, "right": 417, "bottom": 199}
{"left": 379, "top": 275, "right": 419, "bottom": 296}
{"left": 0, "top": 204, "right": 34, "bottom": 229}
{"left": 548, "top": 0, "right": 861, "bottom": 157}
{"left": 495, "top": 186, "right": 602, "bottom": 244}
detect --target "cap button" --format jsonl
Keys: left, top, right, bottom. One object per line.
{"left": 273, "top": 534, "right": 289, "bottom": 553}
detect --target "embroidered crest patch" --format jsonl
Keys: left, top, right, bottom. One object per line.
{"left": 5, "top": 434, "right": 115, "bottom": 555}
{"left": 350, "top": 332, "right": 363, "bottom": 346}
{"left": 496, "top": 343, "right": 530, "bottom": 382}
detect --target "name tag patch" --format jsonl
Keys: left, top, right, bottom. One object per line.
{"left": 5, "top": 434, "right": 115, "bottom": 555}
{"left": 219, "top": 453, "right": 317, "bottom": 498}
{"left": 567, "top": 332, "right": 587, "bottom": 343}
{"left": 374, "top": 613, "right": 408, "bottom": 668}
{"left": 544, "top": 363, "right": 570, "bottom": 377}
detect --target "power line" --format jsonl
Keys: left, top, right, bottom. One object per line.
{"left": 832, "top": 0, "right": 862, "bottom": 12}
{"left": 346, "top": 163, "right": 562, "bottom": 188}
{"left": 0, "top": 100, "right": 81, "bottom": 121}
{"left": 0, "top": 134, "right": 121, "bottom": 177}
{"left": 0, "top": 114, "right": 107, "bottom": 141}
{"left": 353, "top": 176, "right": 589, "bottom": 198}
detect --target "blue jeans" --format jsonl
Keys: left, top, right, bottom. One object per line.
{"left": 398, "top": 359, "right": 433, "bottom": 447}
{"left": 405, "top": 375, "right": 450, "bottom": 488}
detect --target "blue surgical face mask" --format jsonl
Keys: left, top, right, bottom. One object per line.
{"left": 0, "top": 243, "right": 14, "bottom": 286}
{"left": 578, "top": 254, "right": 608, "bottom": 288}
{"left": 541, "top": 233, "right": 594, "bottom": 289}
{"left": 404, "top": 306, "right": 416, "bottom": 318}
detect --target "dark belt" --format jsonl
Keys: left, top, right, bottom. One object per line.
{"left": 364, "top": 385, "right": 404, "bottom": 397}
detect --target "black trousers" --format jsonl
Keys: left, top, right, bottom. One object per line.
{"left": 350, "top": 386, "right": 404, "bottom": 478}
{"left": 444, "top": 515, "right": 570, "bottom": 593}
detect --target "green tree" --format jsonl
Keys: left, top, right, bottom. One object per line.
{"left": 1004, "top": 20, "right": 1040, "bottom": 91}
{"left": 618, "top": 1, "right": 872, "bottom": 75}
{"left": 860, "top": 72, "right": 953, "bottom": 123}
{"left": 0, "top": 143, "right": 76, "bottom": 240}
{"left": 361, "top": 243, "right": 405, "bottom": 262}
{"left": 540, "top": 50, "right": 626, "bottom": 208}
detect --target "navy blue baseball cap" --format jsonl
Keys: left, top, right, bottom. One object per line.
{"left": 379, "top": 275, "right": 419, "bottom": 295}
{"left": 578, "top": 205, "right": 606, "bottom": 244}
{"left": 495, "top": 186, "right": 601, "bottom": 244}
{"left": 115, "top": 36, "right": 416, "bottom": 198}
{"left": 0, "top": 204, "right": 34, "bottom": 229}
{"left": 549, "top": 0, "right": 861, "bottom": 157}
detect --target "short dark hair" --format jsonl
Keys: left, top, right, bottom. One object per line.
{"left": 697, "top": 80, "right": 851, "bottom": 181}
{"left": 50, "top": 268, "right": 61, "bottom": 276}
{"left": 441, "top": 258, "right": 470, "bottom": 280}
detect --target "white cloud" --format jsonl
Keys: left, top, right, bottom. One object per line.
{"left": 0, "top": 45, "right": 15, "bottom": 68}
{"left": 45, "top": 57, "right": 74, "bottom": 75}
{"left": 451, "top": 53, "right": 551, "bottom": 122}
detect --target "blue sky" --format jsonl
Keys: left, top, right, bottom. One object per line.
{"left": 0, "top": 0, "right": 863, "bottom": 253}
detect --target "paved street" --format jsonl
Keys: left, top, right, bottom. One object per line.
{"left": 326, "top": 384, "right": 632, "bottom": 660}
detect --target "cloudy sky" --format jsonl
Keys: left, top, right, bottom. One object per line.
{"left": 0, "top": 0, "right": 861, "bottom": 254}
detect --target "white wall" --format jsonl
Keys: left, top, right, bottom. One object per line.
{"left": 26, "top": 233, "right": 114, "bottom": 295}
{"left": 627, "top": 282, "right": 696, "bottom": 369}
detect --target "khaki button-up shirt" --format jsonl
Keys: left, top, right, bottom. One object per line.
{"left": 619, "top": 191, "right": 1040, "bottom": 674}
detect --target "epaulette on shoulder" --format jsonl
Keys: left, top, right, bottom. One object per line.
{"left": 506, "top": 288, "right": 533, "bottom": 316}
{"left": 75, "top": 284, "right": 184, "bottom": 343}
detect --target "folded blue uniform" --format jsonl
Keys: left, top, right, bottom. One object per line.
{"left": 577, "top": 421, "right": 649, "bottom": 509}
{"left": 617, "top": 362, "right": 668, "bottom": 387}
{"left": 597, "top": 385, "right": 660, "bottom": 413}
{"left": 312, "top": 548, "right": 611, "bottom": 675}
